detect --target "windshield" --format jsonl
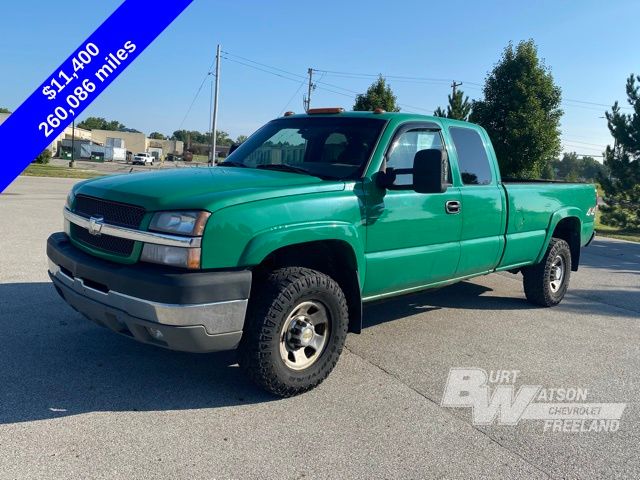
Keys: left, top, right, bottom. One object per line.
{"left": 221, "top": 117, "right": 386, "bottom": 179}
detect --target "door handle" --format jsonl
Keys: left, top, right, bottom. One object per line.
{"left": 445, "top": 200, "right": 461, "bottom": 214}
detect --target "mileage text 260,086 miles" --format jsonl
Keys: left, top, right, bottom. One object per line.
{"left": 38, "top": 40, "right": 137, "bottom": 138}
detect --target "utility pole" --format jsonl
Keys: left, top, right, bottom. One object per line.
{"left": 209, "top": 44, "right": 221, "bottom": 166}
{"left": 303, "top": 68, "right": 314, "bottom": 112}
{"left": 69, "top": 119, "right": 75, "bottom": 168}
{"left": 451, "top": 80, "right": 463, "bottom": 97}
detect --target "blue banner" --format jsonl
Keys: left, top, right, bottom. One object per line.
{"left": 0, "top": 0, "right": 193, "bottom": 192}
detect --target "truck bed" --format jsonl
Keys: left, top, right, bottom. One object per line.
{"left": 498, "top": 181, "right": 596, "bottom": 269}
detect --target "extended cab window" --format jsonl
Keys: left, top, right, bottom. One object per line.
{"left": 386, "top": 128, "right": 447, "bottom": 186}
{"left": 224, "top": 117, "right": 386, "bottom": 180}
{"left": 450, "top": 127, "right": 492, "bottom": 185}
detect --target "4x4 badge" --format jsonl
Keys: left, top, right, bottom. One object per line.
{"left": 88, "top": 215, "right": 104, "bottom": 236}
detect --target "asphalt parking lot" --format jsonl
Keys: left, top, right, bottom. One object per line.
{"left": 1, "top": 176, "right": 639, "bottom": 479}
{"left": 48, "top": 157, "right": 200, "bottom": 175}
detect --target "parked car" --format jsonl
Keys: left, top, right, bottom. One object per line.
{"left": 47, "top": 109, "right": 596, "bottom": 397}
{"left": 132, "top": 152, "right": 154, "bottom": 165}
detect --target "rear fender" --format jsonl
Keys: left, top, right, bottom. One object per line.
{"left": 536, "top": 208, "right": 582, "bottom": 269}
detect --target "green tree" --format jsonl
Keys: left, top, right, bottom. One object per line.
{"left": 149, "top": 132, "right": 166, "bottom": 140}
{"left": 78, "top": 116, "right": 139, "bottom": 132}
{"left": 33, "top": 149, "right": 51, "bottom": 164}
{"left": 216, "top": 130, "right": 233, "bottom": 146}
{"left": 470, "top": 40, "right": 563, "bottom": 178}
{"left": 556, "top": 152, "right": 581, "bottom": 180}
{"left": 172, "top": 130, "right": 209, "bottom": 145}
{"left": 235, "top": 135, "right": 248, "bottom": 144}
{"left": 353, "top": 75, "right": 400, "bottom": 112}
{"left": 580, "top": 155, "right": 607, "bottom": 181}
{"left": 552, "top": 153, "right": 608, "bottom": 182}
{"left": 599, "top": 74, "right": 640, "bottom": 229}
{"left": 0, "top": 107, "right": 11, "bottom": 113}
{"left": 434, "top": 89, "right": 472, "bottom": 121}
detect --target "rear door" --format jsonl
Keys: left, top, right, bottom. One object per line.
{"left": 363, "top": 123, "right": 462, "bottom": 297}
{"left": 446, "top": 124, "right": 505, "bottom": 276}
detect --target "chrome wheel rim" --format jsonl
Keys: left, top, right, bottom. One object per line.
{"left": 549, "top": 255, "right": 565, "bottom": 293}
{"left": 279, "top": 300, "right": 330, "bottom": 371}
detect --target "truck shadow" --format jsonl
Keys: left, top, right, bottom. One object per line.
{"left": 0, "top": 282, "right": 276, "bottom": 426}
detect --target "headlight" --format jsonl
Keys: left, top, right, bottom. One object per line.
{"left": 143, "top": 210, "right": 210, "bottom": 269}
{"left": 64, "top": 191, "right": 75, "bottom": 234}
{"left": 141, "top": 244, "right": 201, "bottom": 269}
{"left": 65, "top": 190, "right": 75, "bottom": 209}
{"left": 149, "top": 211, "right": 210, "bottom": 235}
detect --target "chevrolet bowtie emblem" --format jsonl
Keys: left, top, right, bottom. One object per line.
{"left": 88, "top": 215, "right": 104, "bottom": 236}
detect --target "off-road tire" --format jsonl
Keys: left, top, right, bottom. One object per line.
{"left": 523, "top": 238, "right": 572, "bottom": 307}
{"left": 238, "top": 267, "right": 349, "bottom": 397}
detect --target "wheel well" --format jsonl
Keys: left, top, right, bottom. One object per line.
{"left": 253, "top": 240, "right": 362, "bottom": 333}
{"left": 552, "top": 217, "right": 581, "bottom": 271}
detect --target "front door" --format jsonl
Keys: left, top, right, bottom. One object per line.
{"left": 363, "top": 124, "right": 462, "bottom": 298}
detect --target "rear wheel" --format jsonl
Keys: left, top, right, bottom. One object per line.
{"left": 522, "top": 238, "right": 571, "bottom": 307}
{"left": 238, "top": 267, "right": 348, "bottom": 397}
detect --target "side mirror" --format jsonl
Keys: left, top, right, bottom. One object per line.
{"left": 228, "top": 143, "right": 241, "bottom": 155}
{"left": 413, "top": 149, "right": 447, "bottom": 194}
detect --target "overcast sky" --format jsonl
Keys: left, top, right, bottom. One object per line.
{"left": 1, "top": 0, "right": 638, "bottom": 157}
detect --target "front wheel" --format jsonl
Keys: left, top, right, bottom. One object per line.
{"left": 522, "top": 238, "right": 572, "bottom": 307}
{"left": 238, "top": 267, "right": 348, "bottom": 397}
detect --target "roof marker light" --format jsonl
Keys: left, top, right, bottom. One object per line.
{"left": 307, "top": 107, "right": 344, "bottom": 114}
{"left": 283, "top": 111, "right": 295, "bottom": 116}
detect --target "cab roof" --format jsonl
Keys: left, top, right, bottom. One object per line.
{"left": 280, "top": 109, "right": 476, "bottom": 127}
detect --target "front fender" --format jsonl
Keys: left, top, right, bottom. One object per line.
{"left": 239, "top": 221, "right": 366, "bottom": 288}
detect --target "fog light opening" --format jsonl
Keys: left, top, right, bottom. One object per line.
{"left": 147, "top": 327, "right": 164, "bottom": 340}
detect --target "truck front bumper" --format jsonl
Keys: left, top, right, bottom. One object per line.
{"left": 47, "top": 232, "right": 251, "bottom": 353}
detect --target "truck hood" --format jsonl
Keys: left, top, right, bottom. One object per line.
{"left": 74, "top": 167, "right": 345, "bottom": 212}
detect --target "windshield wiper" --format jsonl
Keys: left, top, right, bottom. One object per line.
{"left": 256, "top": 163, "right": 322, "bottom": 177}
{"left": 218, "top": 160, "right": 248, "bottom": 168}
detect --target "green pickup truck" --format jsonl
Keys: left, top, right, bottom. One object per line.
{"left": 47, "top": 109, "right": 597, "bottom": 396}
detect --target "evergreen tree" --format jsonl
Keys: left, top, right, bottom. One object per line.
{"left": 599, "top": 74, "right": 640, "bottom": 229}
{"left": 433, "top": 89, "right": 472, "bottom": 121}
{"left": 353, "top": 75, "right": 400, "bottom": 112}
{"left": 470, "top": 40, "right": 563, "bottom": 178}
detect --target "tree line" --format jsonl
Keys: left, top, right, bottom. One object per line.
{"left": 352, "top": 40, "right": 638, "bottom": 229}
{"left": 70, "top": 117, "right": 249, "bottom": 156}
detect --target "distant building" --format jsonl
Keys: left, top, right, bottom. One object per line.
{"left": 0, "top": 112, "right": 183, "bottom": 161}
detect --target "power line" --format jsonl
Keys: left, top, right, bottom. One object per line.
{"left": 222, "top": 51, "right": 306, "bottom": 80}
{"left": 313, "top": 68, "right": 484, "bottom": 87}
{"left": 177, "top": 59, "right": 215, "bottom": 131}
{"left": 562, "top": 138, "right": 609, "bottom": 148}
{"left": 220, "top": 56, "right": 302, "bottom": 83}
{"left": 564, "top": 98, "right": 630, "bottom": 110}
{"left": 562, "top": 143, "right": 606, "bottom": 152}
{"left": 219, "top": 50, "right": 630, "bottom": 117}
{"left": 567, "top": 153, "right": 605, "bottom": 158}
{"left": 279, "top": 79, "right": 307, "bottom": 115}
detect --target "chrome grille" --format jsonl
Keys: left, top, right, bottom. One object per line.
{"left": 74, "top": 195, "right": 145, "bottom": 228}
{"left": 71, "top": 195, "right": 145, "bottom": 256}
{"left": 71, "top": 224, "right": 135, "bottom": 256}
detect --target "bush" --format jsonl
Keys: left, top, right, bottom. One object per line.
{"left": 600, "top": 185, "right": 640, "bottom": 229}
{"left": 33, "top": 149, "right": 51, "bottom": 164}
